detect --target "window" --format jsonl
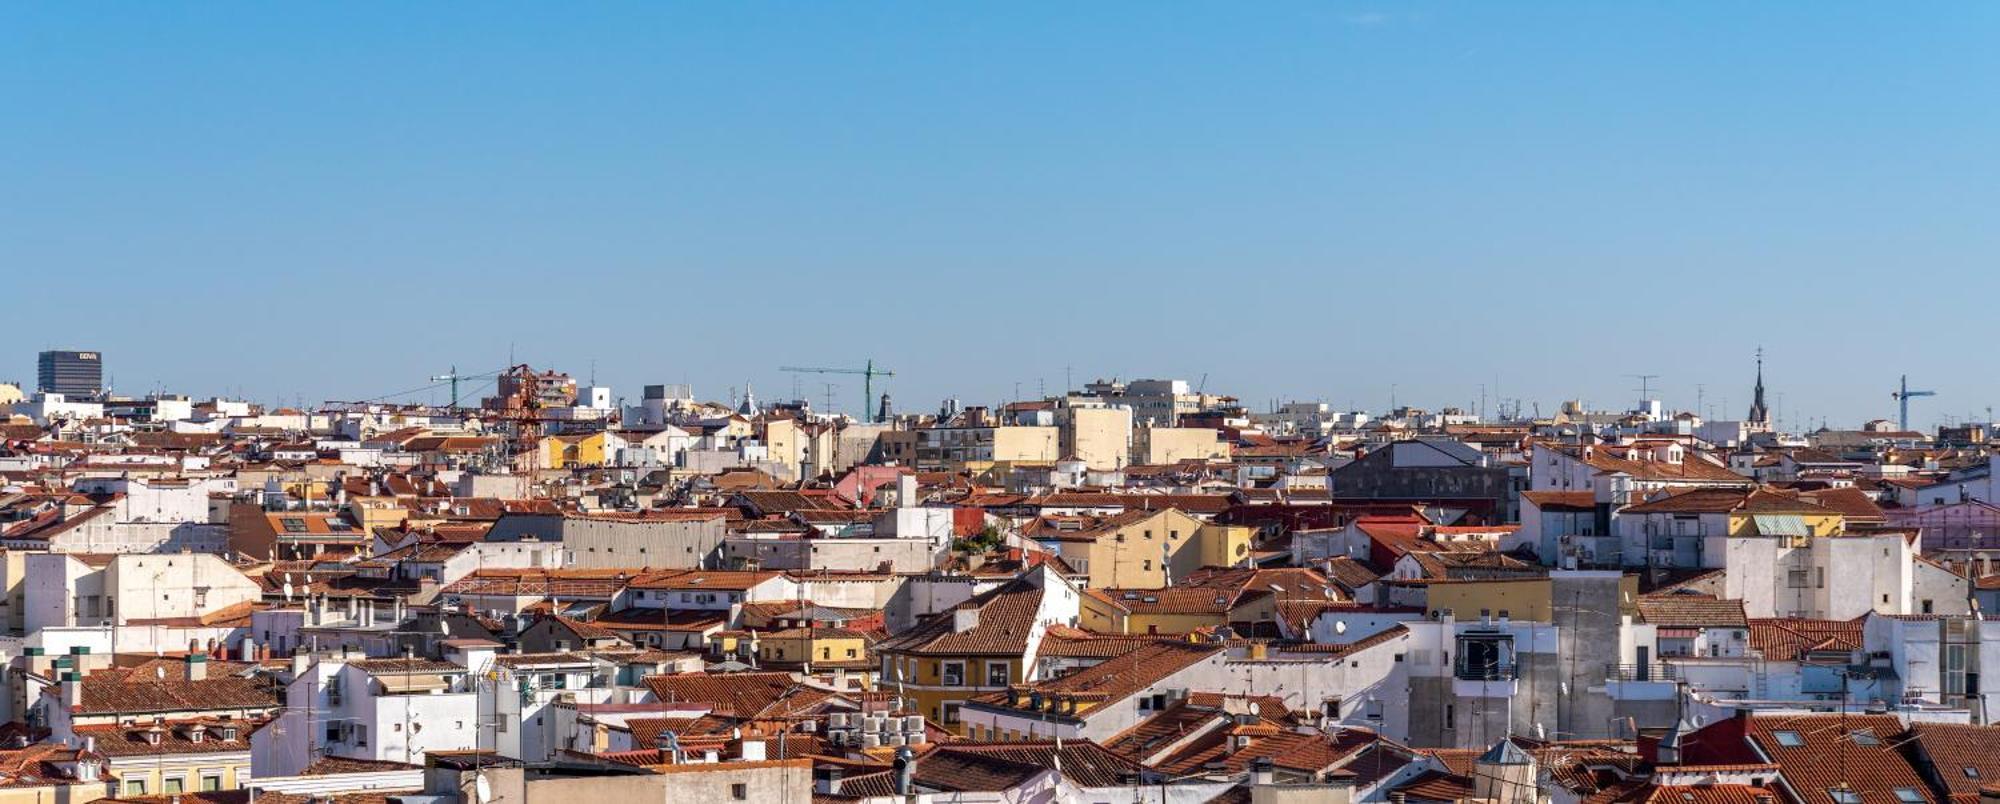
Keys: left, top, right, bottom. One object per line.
{"left": 1444, "top": 704, "right": 1455, "bottom": 730}
{"left": 942, "top": 661, "right": 965, "bottom": 686}
{"left": 1965, "top": 767, "right": 1981, "bottom": 779}
{"left": 731, "top": 783, "right": 749, "bottom": 800}
{"left": 987, "top": 662, "right": 1009, "bottom": 687}
{"left": 1773, "top": 730, "right": 1804, "bottom": 747}
{"left": 1894, "top": 789, "right": 1925, "bottom": 804}
{"left": 164, "top": 777, "right": 186, "bottom": 795}
{"left": 126, "top": 780, "right": 147, "bottom": 795}
{"left": 941, "top": 702, "right": 962, "bottom": 724}
{"left": 1828, "top": 789, "right": 1863, "bottom": 804}
{"left": 1849, "top": 729, "right": 1880, "bottom": 746}
{"left": 201, "top": 774, "right": 223, "bottom": 792}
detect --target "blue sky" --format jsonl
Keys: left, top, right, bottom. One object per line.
{"left": 4, "top": 4, "right": 1997, "bottom": 428}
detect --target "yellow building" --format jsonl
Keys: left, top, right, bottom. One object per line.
{"left": 1424, "top": 575, "right": 1639, "bottom": 622}
{"left": 875, "top": 566, "right": 1077, "bottom": 733}
{"left": 1033, "top": 508, "right": 1252, "bottom": 590}
{"left": 764, "top": 418, "right": 838, "bottom": 481}
{"left": 755, "top": 626, "right": 875, "bottom": 673}
{"left": 1135, "top": 426, "right": 1231, "bottom": 465}
{"left": 541, "top": 432, "right": 610, "bottom": 469}
{"left": 54, "top": 658, "right": 276, "bottom": 799}
{"left": 1062, "top": 405, "right": 1133, "bottom": 471}
{"left": 1620, "top": 486, "right": 1848, "bottom": 545}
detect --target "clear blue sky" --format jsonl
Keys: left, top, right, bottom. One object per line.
{"left": 5, "top": 4, "right": 1997, "bottom": 429}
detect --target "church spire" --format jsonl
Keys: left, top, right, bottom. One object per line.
{"left": 1747, "top": 347, "right": 1769, "bottom": 425}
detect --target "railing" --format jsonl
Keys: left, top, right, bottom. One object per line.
{"left": 1452, "top": 662, "right": 1518, "bottom": 681}
{"left": 1605, "top": 663, "right": 1681, "bottom": 682}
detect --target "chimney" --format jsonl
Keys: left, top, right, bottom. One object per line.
{"left": 952, "top": 608, "right": 980, "bottom": 633}
{"left": 238, "top": 637, "right": 257, "bottom": 662}
{"left": 60, "top": 672, "right": 81, "bottom": 710}
{"left": 1250, "top": 756, "right": 1275, "bottom": 787}
{"left": 898, "top": 473, "right": 919, "bottom": 509}
{"left": 738, "top": 737, "right": 767, "bottom": 762}
{"left": 892, "top": 746, "right": 916, "bottom": 796}
{"left": 1978, "top": 786, "right": 2000, "bottom": 804}
{"left": 185, "top": 653, "right": 208, "bottom": 681}
{"left": 290, "top": 649, "right": 308, "bottom": 678}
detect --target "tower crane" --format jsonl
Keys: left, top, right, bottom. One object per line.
{"left": 778, "top": 360, "right": 896, "bottom": 422}
{"left": 1893, "top": 375, "right": 1936, "bottom": 432}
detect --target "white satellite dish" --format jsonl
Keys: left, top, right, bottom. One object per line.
{"left": 1334, "top": 621, "right": 1348, "bottom": 635}
{"left": 473, "top": 774, "right": 491, "bottom": 804}
{"left": 155, "top": 666, "right": 166, "bottom": 679}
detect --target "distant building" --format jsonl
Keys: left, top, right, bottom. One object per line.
{"left": 36, "top": 349, "right": 102, "bottom": 397}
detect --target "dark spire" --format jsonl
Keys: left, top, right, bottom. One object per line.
{"left": 1748, "top": 347, "right": 1770, "bottom": 424}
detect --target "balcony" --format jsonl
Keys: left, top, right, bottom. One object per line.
{"left": 1605, "top": 663, "right": 1681, "bottom": 682}
{"left": 1452, "top": 660, "right": 1517, "bottom": 682}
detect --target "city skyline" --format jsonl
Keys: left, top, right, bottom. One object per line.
{"left": 0, "top": 345, "right": 1970, "bottom": 432}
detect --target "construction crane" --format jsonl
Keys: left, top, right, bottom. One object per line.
{"left": 778, "top": 359, "right": 896, "bottom": 422}
{"left": 1893, "top": 375, "right": 1936, "bottom": 432}
{"left": 431, "top": 366, "right": 466, "bottom": 409}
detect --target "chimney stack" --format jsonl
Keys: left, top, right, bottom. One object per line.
{"left": 1250, "top": 756, "right": 1275, "bottom": 787}
{"left": 892, "top": 746, "right": 916, "bottom": 796}
{"left": 60, "top": 672, "right": 82, "bottom": 710}
{"left": 184, "top": 653, "right": 207, "bottom": 681}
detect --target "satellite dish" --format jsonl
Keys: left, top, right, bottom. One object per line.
{"left": 1333, "top": 621, "right": 1348, "bottom": 635}
{"left": 155, "top": 666, "right": 166, "bottom": 679}
{"left": 473, "top": 774, "right": 491, "bottom": 804}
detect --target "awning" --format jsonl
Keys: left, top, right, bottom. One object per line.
{"left": 375, "top": 673, "right": 451, "bottom": 693}
{"left": 1752, "top": 514, "right": 1809, "bottom": 537}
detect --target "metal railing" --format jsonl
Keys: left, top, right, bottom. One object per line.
{"left": 1604, "top": 663, "right": 1681, "bottom": 682}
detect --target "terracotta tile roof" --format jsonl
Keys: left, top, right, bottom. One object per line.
{"left": 1523, "top": 490, "right": 1597, "bottom": 511}
{"left": 1637, "top": 594, "right": 1749, "bottom": 629}
{"left": 1799, "top": 487, "right": 1887, "bottom": 522}
{"left": 1035, "top": 493, "right": 1237, "bottom": 515}
{"left": 1907, "top": 722, "right": 2000, "bottom": 798}
{"left": 1035, "top": 626, "right": 1182, "bottom": 658}
{"left": 299, "top": 756, "right": 422, "bottom": 775}
{"left": 877, "top": 575, "right": 1048, "bottom": 657}
{"left": 1320, "top": 556, "right": 1385, "bottom": 590}
{"left": 1748, "top": 618, "right": 1863, "bottom": 662}
{"left": 1394, "top": 768, "right": 1477, "bottom": 802}
{"left": 75, "top": 719, "right": 263, "bottom": 757}
{"left": 442, "top": 568, "right": 631, "bottom": 599}
{"left": 640, "top": 672, "right": 833, "bottom": 719}
{"left": 70, "top": 676, "right": 279, "bottom": 716}
{"left": 983, "top": 641, "right": 1221, "bottom": 712}
{"left": 349, "top": 658, "right": 464, "bottom": 675}
{"left": 629, "top": 569, "right": 781, "bottom": 591}
{"left": 1623, "top": 486, "right": 1839, "bottom": 516}
{"left": 930, "top": 741, "right": 1143, "bottom": 788}
{"left": 1577, "top": 449, "right": 1750, "bottom": 484}
{"left": 1746, "top": 713, "right": 1932, "bottom": 804}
